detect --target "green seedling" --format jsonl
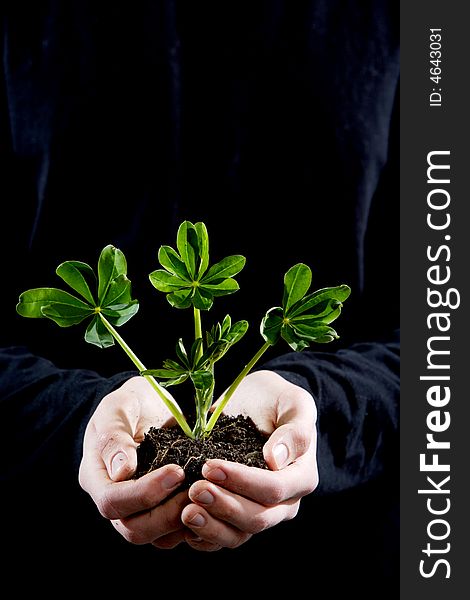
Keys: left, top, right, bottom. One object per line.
{"left": 16, "top": 221, "right": 351, "bottom": 439}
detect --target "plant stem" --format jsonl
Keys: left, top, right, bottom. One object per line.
{"left": 99, "top": 313, "right": 194, "bottom": 438}
{"left": 192, "top": 305, "right": 206, "bottom": 436}
{"left": 205, "top": 341, "right": 272, "bottom": 434}
{"left": 192, "top": 388, "right": 208, "bottom": 439}
{"left": 193, "top": 307, "right": 203, "bottom": 347}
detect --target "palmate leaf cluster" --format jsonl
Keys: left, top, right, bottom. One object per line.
{"left": 261, "top": 263, "right": 351, "bottom": 351}
{"left": 144, "top": 222, "right": 249, "bottom": 405}
{"left": 16, "top": 245, "right": 138, "bottom": 348}
{"left": 149, "top": 221, "right": 245, "bottom": 310}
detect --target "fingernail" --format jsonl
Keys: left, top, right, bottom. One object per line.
{"left": 162, "top": 468, "right": 184, "bottom": 490}
{"left": 188, "top": 513, "right": 206, "bottom": 528}
{"left": 202, "top": 465, "right": 226, "bottom": 482}
{"left": 194, "top": 490, "right": 214, "bottom": 505}
{"left": 273, "top": 443, "right": 289, "bottom": 469}
{"left": 111, "top": 452, "right": 127, "bottom": 478}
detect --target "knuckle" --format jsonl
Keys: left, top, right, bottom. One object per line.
{"left": 247, "top": 512, "right": 271, "bottom": 534}
{"left": 152, "top": 538, "right": 180, "bottom": 550}
{"left": 119, "top": 524, "right": 150, "bottom": 545}
{"left": 285, "top": 502, "right": 300, "bottom": 521}
{"left": 225, "top": 531, "right": 251, "bottom": 549}
{"left": 152, "top": 531, "right": 184, "bottom": 550}
{"left": 310, "top": 477, "right": 319, "bottom": 495}
{"left": 77, "top": 462, "right": 87, "bottom": 491}
{"left": 284, "top": 422, "right": 313, "bottom": 458}
{"left": 159, "top": 507, "right": 181, "bottom": 534}
{"left": 217, "top": 501, "right": 238, "bottom": 524}
{"left": 95, "top": 429, "right": 118, "bottom": 456}
{"left": 295, "top": 433, "right": 314, "bottom": 459}
{"left": 263, "top": 481, "right": 286, "bottom": 506}
{"left": 187, "top": 539, "right": 221, "bottom": 552}
{"left": 138, "top": 487, "right": 159, "bottom": 512}
{"left": 96, "top": 488, "right": 121, "bottom": 520}
{"left": 304, "top": 469, "right": 319, "bottom": 496}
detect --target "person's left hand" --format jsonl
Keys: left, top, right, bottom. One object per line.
{"left": 181, "top": 369, "right": 318, "bottom": 551}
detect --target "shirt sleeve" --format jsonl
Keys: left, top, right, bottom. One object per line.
{"left": 261, "top": 329, "right": 400, "bottom": 494}
{"left": 0, "top": 346, "right": 136, "bottom": 480}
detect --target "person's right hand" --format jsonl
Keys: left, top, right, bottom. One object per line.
{"left": 78, "top": 376, "right": 191, "bottom": 549}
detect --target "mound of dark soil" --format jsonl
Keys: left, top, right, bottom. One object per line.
{"left": 135, "top": 414, "right": 269, "bottom": 486}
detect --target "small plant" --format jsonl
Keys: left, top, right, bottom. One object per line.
{"left": 16, "top": 221, "right": 351, "bottom": 440}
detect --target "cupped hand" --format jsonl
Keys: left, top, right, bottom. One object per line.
{"left": 78, "top": 376, "right": 191, "bottom": 549}
{"left": 181, "top": 370, "right": 318, "bottom": 551}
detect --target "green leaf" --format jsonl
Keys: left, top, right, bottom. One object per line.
{"left": 201, "top": 255, "right": 246, "bottom": 284}
{"left": 290, "top": 321, "right": 338, "bottom": 341}
{"left": 213, "top": 321, "right": 222, "bottom": 340}
{"left": 288, "top": 285, "right": 351, "bottom": 318}
{"left": 17, "top": 288, "right": 92, "bottom": 320}
{"left": 97, "top": 245, "right": 127, "bottom": 304}
{"left": 280, "top": 325, "right": 311, "bottom": 351}
{"left": 313, "top": 334, "right": 338, "bottom": 343}
{"left": 190, "top": 338, "right": 204, "bottom": 366}
{"left": 191, "top": 369, "right": 214, "bottom": 391}
{"left": 289, "top": 301, "right": 342, "bottom": 326}
{"left": 162, "top": 358, "right": 186, "bottom": 371}
{"left": 56, "top": 261, "right": 96, "bottom": 305}
{"left": 85, "top": 315, "right": 115, "bottom": 348}
{"left": 226, "top": 320, "right": 249, "bottom": 344}
{"left": 195, "top": 222, "right": 210, "bottom": 278}
{"left": 197, "top": 340, "right": 227, "bottom": 367}
{"left": 202, "top": 278, "right": 239, "bottom": 297}
{"left": 140, "top": 368, "right": 190, "bottom": 387}
{"left": 40, "top": 302, "right": 93, "bottom": 327}
{"left": 192, "top": 287, "right": 214, "bottom": 310}
{"left": 141, "top": 357, "right": 191, "bottom": 387}
{"left": 101, "top": 300, "right": 139, "bottom": 326}
{"left": 102, "top": 274, "right": 132, "bottom": 307}
{"left": 220, "top": 314, "right": 232, "bottom": 335}
{"left": 158, "top": 246, "right": 191, "bottom": 280}
{"left": 175, "top": 339, "right": 190, "bottom": 369}
{"left": 141, "top": 368, "right": 185, "bottom": 378}
{"left": 282, "top": 263, "right": 312, "bottom": 313}
{"left": 149, "top": 269, "right": 191, "bottom": 293}
{"left": 260, "top": 307, "right": 284, "bottom": 345}
{"left": 159, "top": 375, "right": 190, "bottom": 387}
{"left": 167, "top": 288, "right": 194, "bottom": 309}
{"left": 176, "top": 221, "right": 199, "bottom": 278}
{"left": 197, "top": 318, "right": 248, "bottom": 367}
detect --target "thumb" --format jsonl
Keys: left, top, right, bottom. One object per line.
{"left": 263, "top": 422, "right": 314, "bottom": 470}
{"left": 96, "top": 427, "right": 139, "bottom": 482}
{"left": 262, "top": 383, "right": 317, "bottom": 471}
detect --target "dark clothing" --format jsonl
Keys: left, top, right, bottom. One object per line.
{"left": 1, "top": 1, "right": 399, "bottom": 596}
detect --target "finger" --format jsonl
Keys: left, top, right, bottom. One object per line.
{"left": 188, "top": 479, "right": 300, "bottom": 534}
{"left": 181, "top": 503, "right": 252, "bottom": 549}
{"left": 183, "top": 531, "right": 223, "bottom": 552}
{"left": 97, "top": 430, "right": 139, "bottom": 482}
{"left": 202, "top": 454, "right": 318, "bottom": 506}
{"left": 152, "top": 529, "right": 187, "bottom": 550}
{"left": 112, "top": 489, "right": 190, "bottom": 545}
{"left": 83, "top": 463, "right": 185, "bottom": 520}
{"left": 86, "top": 409, "right": 140, "bottom": 482}
{"left": 263, "top": 421, "right": 316, "bottom": 471}
{"left": 263, "top": 384, "right": 317, "bottom": 470}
